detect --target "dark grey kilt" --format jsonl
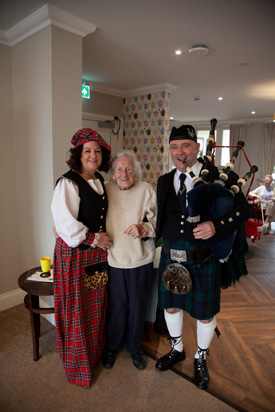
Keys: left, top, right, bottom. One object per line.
{"left": 158, "top": 238, "right": 221, "bottom": 320}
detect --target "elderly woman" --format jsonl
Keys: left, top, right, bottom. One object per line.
{"left": 102, "top": 150, "right": 157, "bottom": 370}
{"left": 51, "top": 128, "right": 113, "bottom": 388}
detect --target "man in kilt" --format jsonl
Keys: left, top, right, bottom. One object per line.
{"left": 155, "top": 125, "right": 251, "bottom": 389}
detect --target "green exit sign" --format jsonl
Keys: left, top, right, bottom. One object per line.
{"left": 82, "top": 84, "right": 90, "bottom": 99}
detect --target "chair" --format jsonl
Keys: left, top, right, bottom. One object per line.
{"left": 245, "top": 219, "right": 263, "bottom": 243}
{"left": 247, "top": 196, "right": 265, "bottom": 222}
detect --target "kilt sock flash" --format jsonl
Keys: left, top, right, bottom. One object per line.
{"left": 164, "top": 309, "right": 184, "bottom": 352}
{"left": 195, "top": 317, "right": 217, "bottom": 359}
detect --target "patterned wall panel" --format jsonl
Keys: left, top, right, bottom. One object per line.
{"left": 123, "top": 89, "right": 171, "bottom": 190}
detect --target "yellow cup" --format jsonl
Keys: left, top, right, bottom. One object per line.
{"left": 40, "top": 257, "right": 51, "bottom": 273}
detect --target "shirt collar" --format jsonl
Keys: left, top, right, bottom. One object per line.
{"left": 175, "top": 160, "right": 202, "bottom": 180}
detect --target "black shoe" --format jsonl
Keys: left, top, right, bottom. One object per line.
{"left": 101, "top": 348, "right": 115, "bottom": 369}
{"left": 155, "top": 348, "right": 186, "bottom": 371}
{"left": 132, "top": 351, "right": 147, "bottom": 370}
{"left": 194, "top": 358, "right": 209, "bottom": 389}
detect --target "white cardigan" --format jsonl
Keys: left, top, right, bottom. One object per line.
{"left": 249, "top": 185, "right": 275, "bottom": 202}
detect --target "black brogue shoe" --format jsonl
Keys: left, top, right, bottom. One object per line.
{"left": 132, "top": 351, "right": 147, "bottom": 370}
{"left": 155, "top": 347, "right": 186, "bottom": 371}
{"left": 194, "top": 347, "right": 210, "bottom": 389}
{"left": 101, "top": 348, "right": 115, "bottom": 369}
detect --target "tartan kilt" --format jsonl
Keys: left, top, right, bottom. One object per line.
{"left": 158, "top": 238, "right": 221, "bottom": 320}
{"left": 53, "top": 237, "right": 108, "bottom": 388}
{"left": 220, "top": 224, "right": 248, "bottom": 289}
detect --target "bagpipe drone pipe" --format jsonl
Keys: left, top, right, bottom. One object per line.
{"left": 185, "top": 118, "right": 258, "bottom": 262}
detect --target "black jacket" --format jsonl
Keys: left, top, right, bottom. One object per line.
{"left": 156, "top": 158, "right": 251, "bottom": 244}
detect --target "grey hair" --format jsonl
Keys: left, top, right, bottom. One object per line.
{"left": 264, "top": 175, "right": 273, "bottom": 181}
{"left": 110, "top": 150, "right": 142, "bottom": 182}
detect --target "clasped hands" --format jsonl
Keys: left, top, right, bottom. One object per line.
{"left": 123, "top": 221, "right": 148, "bottom": 239}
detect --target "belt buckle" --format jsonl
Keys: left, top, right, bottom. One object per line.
{"left": 170, "top": 249, "right": 187, "bottom": 263}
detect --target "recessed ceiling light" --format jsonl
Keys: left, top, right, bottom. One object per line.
{"left": 175, "top": 50, "right": 182, "bottom": 55}
{"left": 218, "top": 97, "right": 223, "bottom": 101}
{"left": 251, "top": 111, "right": 255, "bottom": 114}
{"left": 170, "top": 116, "right": 174, "bottom": 120}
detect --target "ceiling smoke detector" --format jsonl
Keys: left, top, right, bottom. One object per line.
{"left": 189, "top": 43, "right": 209, "bottom": 56}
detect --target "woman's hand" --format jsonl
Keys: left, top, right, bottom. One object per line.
{"left": 53, "top": 226, "right": 59, "bottom": 239}
{"left": 96, "top": 232, "right": 113, "bottom": 250}
{"left": 193, "top": 221, "right": 216, "bottom": 240}
{"left": 123, "top": 221, "right": 148, "bottom": 239}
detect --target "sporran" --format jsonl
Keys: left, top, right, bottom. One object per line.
{"left": 162, "top": 262, "right": 192, "bottom": 295}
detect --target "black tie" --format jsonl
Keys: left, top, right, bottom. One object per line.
{"left": 178, "top": 173, "right": 187, "bottom": 214}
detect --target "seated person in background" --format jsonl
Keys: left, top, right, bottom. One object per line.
{"left": 249, "top": 175, "right": 275, "bottom": 234}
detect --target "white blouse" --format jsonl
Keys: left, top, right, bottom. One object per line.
{"left": 51, "top": 177, "right": 103, "bottom": 248}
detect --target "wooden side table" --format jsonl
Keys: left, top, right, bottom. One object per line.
{"left": 18, "top": 266, "right": 54, "bottom": 361}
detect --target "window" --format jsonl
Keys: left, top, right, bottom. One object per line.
{"left": 196, "top": 130, "right": 208, "bottom": 157}
{"left": 220, "top": 130, "right": 230, "bottom": 166}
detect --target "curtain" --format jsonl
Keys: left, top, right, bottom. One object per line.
{"left": 259, "top": 124, "right": 275, "bottom": 178}
{"left": 229, "top": 125, "right": 247, "bottom": 175}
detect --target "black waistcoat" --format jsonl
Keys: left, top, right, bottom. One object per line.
{"left": 161, "top": 183, "right": 195, "bottom": 244}
{"left": 57, "top": 170, "right": 108, "bottom": 233}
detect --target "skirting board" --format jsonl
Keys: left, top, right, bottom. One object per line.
{"left": 0, "top": 289, "right": 56, "bottom": 326}
{"left": 0, "top": 288, "right": 26, "bottom": 312}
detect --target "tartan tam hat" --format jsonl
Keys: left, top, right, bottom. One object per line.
{"left": 71, "top": 128, "right": 111, "bottom": 152}
{"left": 169, "top": 125, "right": 197, "bottom": 143}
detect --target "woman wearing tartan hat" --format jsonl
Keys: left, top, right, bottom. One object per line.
{"left": 51, "top": 128, "right": 112, "bottom": 388}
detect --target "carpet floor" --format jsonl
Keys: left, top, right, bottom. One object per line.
{"left": 0, "top": 304, "right": 237, "bottom": 412}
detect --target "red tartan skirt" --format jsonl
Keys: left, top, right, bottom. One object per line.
{"left": 53, "top": 237, "right": 108, "bottom": 388}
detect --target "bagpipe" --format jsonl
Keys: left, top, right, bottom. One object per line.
{"left": 185, "top": 118, "right": 258, "bottom": 262}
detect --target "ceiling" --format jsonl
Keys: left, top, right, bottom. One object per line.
{"left": 1, "top": 0, "right": 275, "bottom": 126}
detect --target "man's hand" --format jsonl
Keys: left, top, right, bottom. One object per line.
{"left": 193, "top": 221, "right": 215, "bottom": 240}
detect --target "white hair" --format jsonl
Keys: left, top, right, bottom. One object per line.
{"left": 110, "top": 150, "right": 142, "bottom": 182}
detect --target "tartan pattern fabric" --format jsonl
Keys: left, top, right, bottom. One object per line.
{"left": 53, "top": 237, "right": 108, "bottom": 388}
{"left": 158, "top": 238, "right": 221, "bottom": 320}
{"left": 71, "top": 128, "right": 111, "bottom": 152}
{"left": 220, "top": 224, "right": 248, "bottom": 289}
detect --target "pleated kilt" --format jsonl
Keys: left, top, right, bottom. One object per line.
{"left": 53, "top": 237, "right": 108, "bottom": 388}
{"left": 158, "top": 238, "right": 221, "bottom": 320}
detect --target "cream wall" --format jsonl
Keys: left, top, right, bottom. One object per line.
{"left": 0, "top": 25, "right": 83, "bottom": 310}
{"left": 52, "top": 26, "right": 83, "bottom": 182}
{"left": 82, "top": 90, "right": 124, "bottom": 118}
{"left": 13, "top": 27, "right": 54, "bottom": 270}
{"left": 0, "top": 44, "right": 22, "bottom": 295}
